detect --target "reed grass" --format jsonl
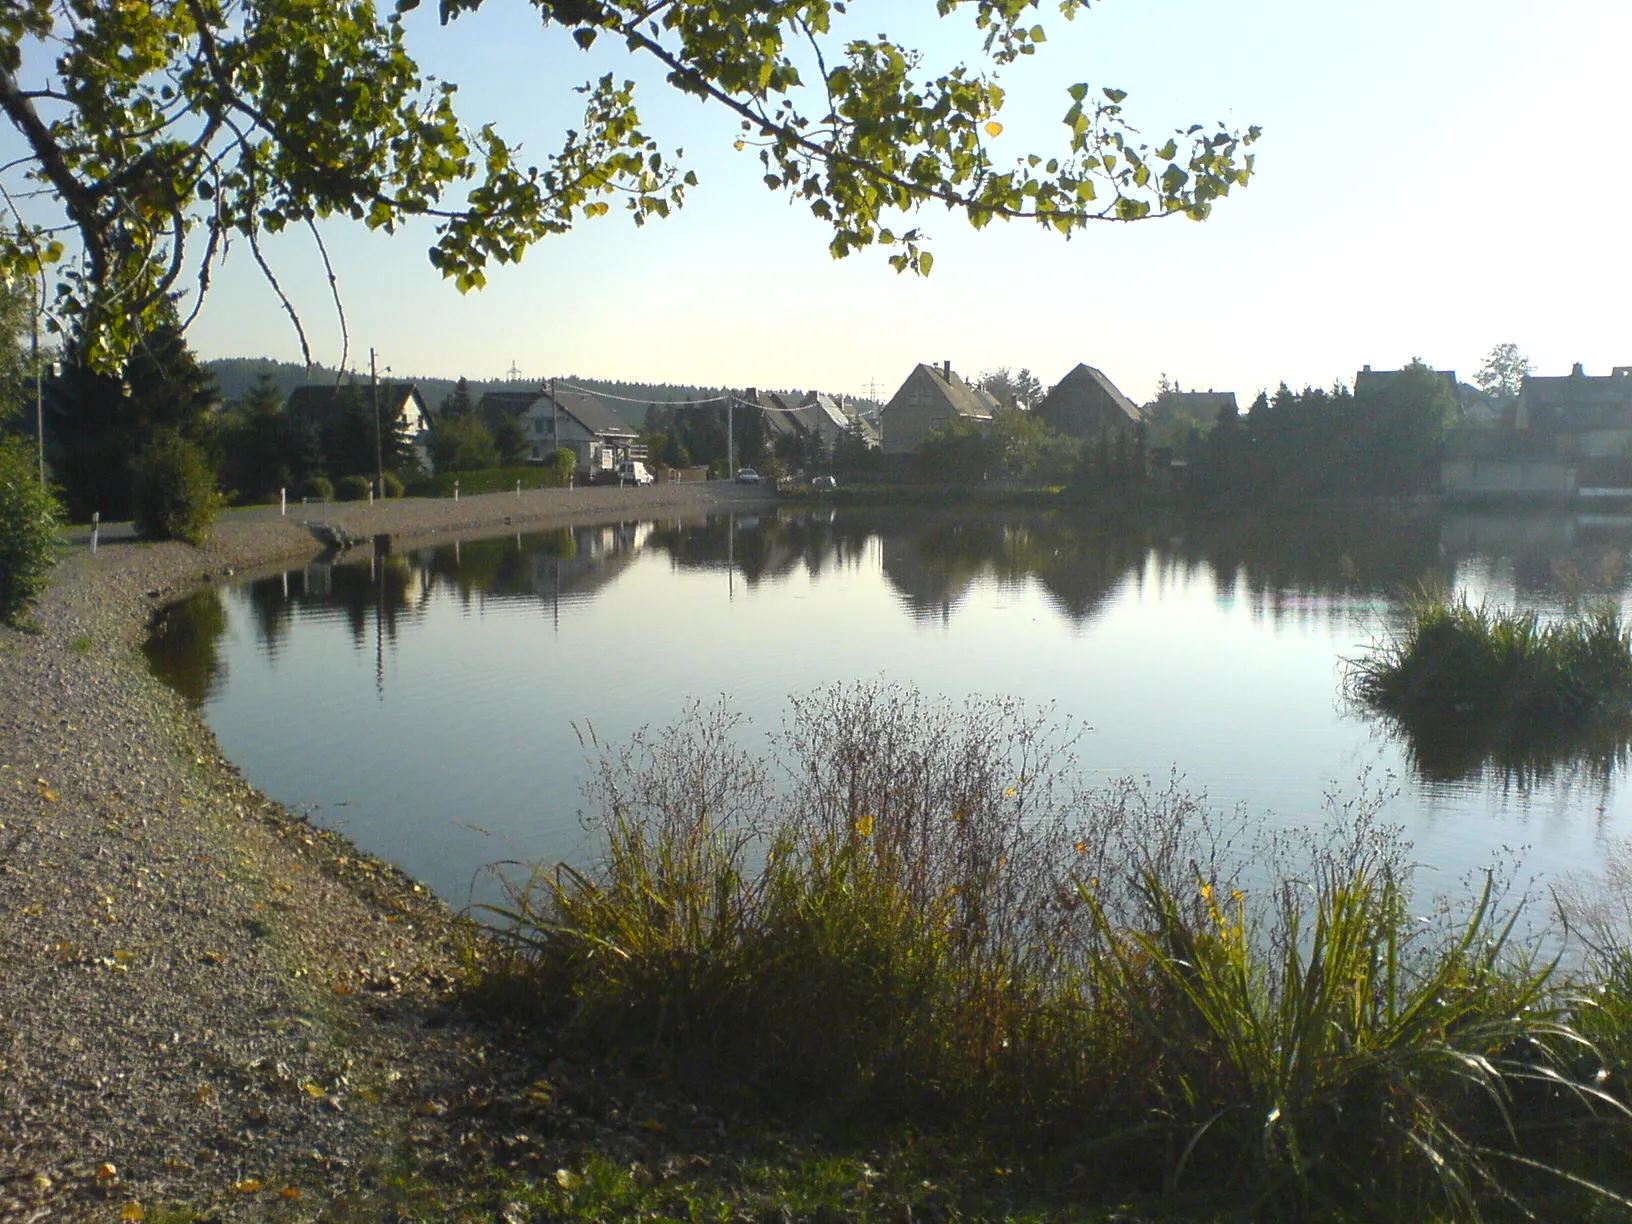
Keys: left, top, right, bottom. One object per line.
{"left": 1350, "top": 583, "right": 1632, "bottom": 727}
{"left": 476, "top": 685, "right": 1632, "bottom": 1221}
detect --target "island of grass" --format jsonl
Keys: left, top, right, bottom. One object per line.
{"left": 1350, "top": 587, "right": 1632, "bottom": 751}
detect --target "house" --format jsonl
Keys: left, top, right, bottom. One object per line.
{"left": 1143, "top": 389, "right": 1238, "bottom": 443}
{"left": 474, "top": 389, "right": 539, "bottom": 434}
{"left": 742, "top": 388, "right": 811, "bottom": 455}
{"left": 1439, "top": 363, "right": 1632, "bottom": 499}
{"left": 1515, "top": 364, "right": 1632, "bottom": 456}
{"left": 1440, "top": 426, "right": 1578, "bottom": 499}
{"left": 517, "top": 385, "right": 643, "bottom": 476}
{"left": 793, "top": 392, "right": 854, "bottom": 451}
{"left": 880, "top": 362, "right": 998, "bottom": 455}
{"left": 1033, "top": 364, "right": 1141, "bottom": 438}
{"left": 287, "top": 380, "right": 432, "bottom": 469}
{"left": 1352, "top": 364, "right": 1458, "bottom": 407}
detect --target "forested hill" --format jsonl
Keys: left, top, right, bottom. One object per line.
{"left": 206, "top": 358, "right": 742, "bottom": 423}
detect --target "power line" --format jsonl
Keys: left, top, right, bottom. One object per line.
{"left": 553, "top": 380, "right": 729, "bottom": 407}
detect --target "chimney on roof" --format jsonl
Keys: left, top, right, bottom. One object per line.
{"left": 943, "top": 360, "right": 952, "bottom": 381}
{"left": 1363, "top": 364, "right": 1372, "bottom": 373}
{"left": 1573, "top": 362, "right": 1585, "bottom": 377}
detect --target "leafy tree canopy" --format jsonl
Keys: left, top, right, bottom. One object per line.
{"left": 0, "top": 0, "right": 1259, "bottom": 369}
{"left": 979, "top": 366, "right": 1043, "bottom": 410}
{"left": 1475, "top": 342, "right": 1532, "bottom": 401}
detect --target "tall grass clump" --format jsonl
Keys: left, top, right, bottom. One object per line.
{"left": 1351, "top": 582, "right": 1632, "bottom": 727}
{"left": 480, "top": 684, "right": 1632, "bottom": 1219}
{"left": 1084, "top": 852, "right": 1631, "bottom": 1218}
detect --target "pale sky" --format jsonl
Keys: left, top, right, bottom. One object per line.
{"left": 172, "top": 0, "right": 1632, "bottom": 404}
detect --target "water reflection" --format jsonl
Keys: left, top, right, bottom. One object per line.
{"left": 1371, "top": 704, "right": 1632, "bottom": 798}
{"left": 146, "top": 505, "right": 1632, "bottom": 791}
{"left": 144, "top": 591, "right": 228, "bottom": 706}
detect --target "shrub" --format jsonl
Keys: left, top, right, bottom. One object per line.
{"left": 336, "top": 474, "right": 372, "bottom": 501}
{"left": 380, "top": 470, "right": 405, "bottom": 498}
{"left": 302, "top": 476, "right": 332, "bottom": 502}
{"left": 547, "top": 447, "right": 576, "bottom": 486}
{"left": 0, "top": 434, "right": 60, "bottom": 625}
{"left": 130, "top": 429, "right": 225, "bottom": 545}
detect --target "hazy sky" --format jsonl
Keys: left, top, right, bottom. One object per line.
{"left": 173, "top": 0, "right": 1628, "bottom": 404}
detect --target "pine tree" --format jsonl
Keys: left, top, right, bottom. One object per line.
{"left": 49, "top": 304, "right": 218, "bottom": 521}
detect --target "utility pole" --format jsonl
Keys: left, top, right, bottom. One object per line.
{"left": 730, "top": 392, "right": 740, "bottom": 479}
{"left": 550, "top": 377, "right": 559, "bottom": 454}
{"left": 370, "top": 348, "right": 383, "bottom": 492}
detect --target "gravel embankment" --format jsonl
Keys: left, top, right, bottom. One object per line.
{"left": 0, "top": 482, "right": 769, "bottom": 1222}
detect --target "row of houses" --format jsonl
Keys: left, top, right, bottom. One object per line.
{"left": 878, "top": 361, "right": 1148, "bottom": 453}
{"left": 283, "top": 378, "right": 890, "bottom": 479}
{"left": 282, "top": 361, "right": 1168, "bottom": 479}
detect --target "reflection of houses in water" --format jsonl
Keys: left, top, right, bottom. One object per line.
{"left": 1439, "top": 511, "right": 1580, "bottom": 555}
{"left": 1439, "top": 510, "right": 1632, "bottom": 601}
{"left": 879, "top": 526, "right": 990, "bottom": 622}
{"left": 877, "top": 515, "right": 1145, "bottom": 626}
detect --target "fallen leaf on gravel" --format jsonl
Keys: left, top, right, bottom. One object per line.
{"left": 331, "top": 982, "right": 353, "bottom": 996}
{"left": 95, "top": 1162, "right": 118, "bottom": 1181}
{"left": 121, "top": 1203, "right": 145, "bottom": 1221}
{"left": 555, "top": 1168, "right": 578, "bottom": 1191}
{"left": 202, "top": 951, "right": 225, "bottom": 964}
{"left": 302, "top": 1083, "right": 324, "bottom": 1099}
{"left": 233, "top": 1178, "right": 263, "bottom": 1193}
{"left": 411, "top": 1099, "right": 447, "bottom": 1117}
{"left": 279, "top": 1186, "right": 301, "bottom": 1200}
{"left": 192, "top": 1085, "right": 211, "bottom": 1104}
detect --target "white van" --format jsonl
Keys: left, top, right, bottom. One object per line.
{"left": 617, "top": 460, "right": 654, "bottom": 486}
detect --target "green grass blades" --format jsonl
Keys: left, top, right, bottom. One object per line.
{"left": 1080, "top": 855, "right": 1628, "bottom": 1220}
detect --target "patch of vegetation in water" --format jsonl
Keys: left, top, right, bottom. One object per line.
{"left": 1348, "top": 584, "right": 1632, "bottom": 782}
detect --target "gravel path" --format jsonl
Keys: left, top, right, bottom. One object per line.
{"left": 0, "top": 482, "right": 769, "bottom": 1222}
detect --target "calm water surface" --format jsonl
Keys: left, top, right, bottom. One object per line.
{"left": 146, "top": 505, "right": 1632, "bottom": 905}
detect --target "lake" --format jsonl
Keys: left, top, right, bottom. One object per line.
{"left": 145, "top": 503, "right": 1632, "bottom": 908}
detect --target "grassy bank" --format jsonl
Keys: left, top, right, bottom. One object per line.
{"left": 467, "top": 685, "right": 1632, "bottom": 1222}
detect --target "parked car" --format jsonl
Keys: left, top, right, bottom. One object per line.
{"left": 735, "top": 467, "right": 760, "bottom": 485}
{"left": 617, "top": 460, "right": 654, "bottom": 486}
{"left": 812, "top": 474, "right": 838, "bottom": 490}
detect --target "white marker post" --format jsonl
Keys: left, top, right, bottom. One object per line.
{"left": 90, "top": 511, "right": 99, "bottom": 554}
{"left": 280, "top": 487, "right": 287, "bottom": 516}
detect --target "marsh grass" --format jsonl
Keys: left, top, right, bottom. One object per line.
{"left": 1350, "top": 583, "right": 1632, "bottom": 728}
{"left": 478, "top": 684, "right": 1632, "bottom": 1220}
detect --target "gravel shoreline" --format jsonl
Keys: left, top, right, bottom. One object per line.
{"left": 0, "top": 482, "right": 770, "bottom": 1222}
